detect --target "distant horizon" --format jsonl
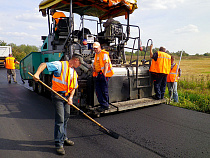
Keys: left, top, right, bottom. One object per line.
{"left": 0, "top": 0, "right": 209, "bottom": 55}
{"left": 1, "top": 41, "right": 209, "bottom": 56}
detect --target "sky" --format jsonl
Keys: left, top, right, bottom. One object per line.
{"left": 0, "top": 0, "right": 210, "bottom": 55}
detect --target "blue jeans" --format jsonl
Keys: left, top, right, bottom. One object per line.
{"left": 152, "top": 73, "right": 167, "bottom": 99}
{"left": 167, "top": 82, "right": 178, "bottom": 102}
{"left": 95, "top": 72, "right": 110, "bottom": 108}
{"left": 51, "top": 92, "right": 70, "bottom": 148}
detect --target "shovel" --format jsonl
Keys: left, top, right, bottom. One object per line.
{"left": 28, "top": 72, "right": 119, "bottom": 139}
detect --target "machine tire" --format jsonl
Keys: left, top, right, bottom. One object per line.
{"left": 32, "top": 81, "right": 38, "bottom": 92}
{"left": 37, "top": 83, "right": 43, "bottom": 94}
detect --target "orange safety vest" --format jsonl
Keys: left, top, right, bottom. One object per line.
{"left": 93, "top": 50, "right": 114, "bottom": 77}
{"left": 167, "top": 63, "right": 179, "bottom": 82}
{"left": 53, "top": 12, "right": 66, "bottom": 24}
{"left": 5, "top": 57, "right": 15, "bottom": 69}
{"left": 149, "top": 51, "right": 171, "bottom": 74}
{"left": 52, "top": 61, "right": 78, "bottom": 96}
{"left": 53, "top": 12, "right": 66, "bottom": 31}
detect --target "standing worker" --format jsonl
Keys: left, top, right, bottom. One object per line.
{"left": 4, "top": 54, "right": 19, "bottom": 83}
{"left": 149, "top": 44, "right": 171, "bottom": 100}
{"left": 92, "top": 42, "right": 114, "bottom": 112}
{"left": 167, "top": 56, "right": 181, "bottom": 102}
{"left": 33, "top": 53, "right": 83, "bottom": 155}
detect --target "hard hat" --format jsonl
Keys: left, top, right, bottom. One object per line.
{"left": 93, "top": 42, "right": 100, "bottom": 48}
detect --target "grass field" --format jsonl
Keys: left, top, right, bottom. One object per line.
{"left": 178, "top": 56, "right": 210, "bottom": 80}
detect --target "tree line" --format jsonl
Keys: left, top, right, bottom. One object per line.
{"left": 0, "top": 40, "right": 40, "bottom": 62}
{"left": 1, "top": 40, "right": 209, "bottom": 62}
{"left": 125, "top": 46, "right": 210, "bottom": 57}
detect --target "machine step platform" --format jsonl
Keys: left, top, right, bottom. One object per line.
{"left": 104, "top": 97, "right": 166, "bottom": 114}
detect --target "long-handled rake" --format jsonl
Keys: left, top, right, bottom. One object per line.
{"left": 28, "top": 72, "right": 119, "bottom": 139}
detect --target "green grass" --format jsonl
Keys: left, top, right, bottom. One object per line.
{"left": 167, "top": 57, "right": 210, "bottom": 114}
{"left": 166, "top": 76, "right": 210, "bottom": 114}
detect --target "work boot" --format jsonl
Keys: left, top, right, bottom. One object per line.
{"left": 103, "top": 106, "right": 109, "bottom": 110}
{"left": 56, "top": 146, "right": 65, "bottom": 155}
{"left": 64, "top": 139, "right": 74, "bottom": 146}
{"left": 152, "top": 95, "right": 160, "bottom": 100}
{"left": 96, "top": 106, "right": 109, "bottom": 112}
{"left": 96, "top": 107, "right": 105, "bottom": 112}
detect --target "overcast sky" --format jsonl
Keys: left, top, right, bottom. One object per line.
{"left": 0, "top": 0, "right": 209, "bottom": 55}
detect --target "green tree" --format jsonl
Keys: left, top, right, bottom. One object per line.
{"left": 12, "top": 49, "right": 26, "bottom": 62}
{"left": 5, "top": 43, "right": 40, "bottom": 61}
{"left": 125, "top": 51, "right": 131, "bottom": 55}
{"left": 15, "top": 44, "right": 39, "bottom": 56}
{"left": 204, "top": 52, "right": 210, "bottom": 56}
{"left": 175, "top": 51, "right": 189, "bottom": 56}
{"left": 0, "top": 40, "right": 7, "bottom": 46}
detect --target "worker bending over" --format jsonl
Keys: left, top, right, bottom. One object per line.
{"left": 33, "top": 53, "right": 83, "bottom": 155}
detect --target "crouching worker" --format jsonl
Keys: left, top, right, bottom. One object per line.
{"left": 33, "top": 53, "right": 84, "bottom": 155}
{"left": 92, "top": 42, "right": 114, "bottom": 112}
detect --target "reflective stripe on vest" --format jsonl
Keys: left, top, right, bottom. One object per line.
{"left": 52, "top": 61, "right": 68, "bottom": 85}
{"left": 167, "top": 64, "right": 178, "bottom": 82}
{"left": 93, "top": 50, "right": 114, "bottom": 77}
{"left": 52, "top": 61, "right": 78, "bottom": 95}
{"left": 5, "top": 57, "right": 15, "bottom": 69}
{"left": 149, "top": 51, "right": 171, "bottom": 74}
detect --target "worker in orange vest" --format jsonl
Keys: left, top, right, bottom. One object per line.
{"left": 4, "top": 54, "right": 19, "bottom": 83}
{"left": 33, "top": 53, "right": 84, "bottom": 155}
{"left": 50, "top": 9, "right": 66, "bottom": 39}
{"left": 167, "top": 56, "right": 181, "bottom": 102}
{"left": 149, "top": 44, "right": 171, "bottom": 100}
{"left": 50, "top": 9, "right": 66, "bottom": 31}
{"left": 92, "top": 42, "right": 114, "bottom": 112}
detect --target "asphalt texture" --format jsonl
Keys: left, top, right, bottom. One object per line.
{"left": 0, "top": 68, "right": 209, "bottom": 158}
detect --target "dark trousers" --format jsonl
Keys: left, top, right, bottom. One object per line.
{"left": 95, "top": 72, "right": 110, "bottom": 108}
{"left": 152, "top": 73, "right": 167, "bottom": 99}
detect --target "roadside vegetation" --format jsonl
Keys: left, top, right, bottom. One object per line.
{"left": 166, "top": 74, "right": 210, "bottom": 114}
{"left": 1, "top": 40, "right": 210, "bottom": 113}
{"left": 166, "top": 56, "right": 210, "bottom": 114}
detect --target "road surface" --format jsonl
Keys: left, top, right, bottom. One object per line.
{"left": 0, "top": 68, "right": 209, "bottom": 158}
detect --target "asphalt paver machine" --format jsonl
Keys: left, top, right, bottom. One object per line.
{"left": 20, "top": 0, "right": 165, "bottom": 117}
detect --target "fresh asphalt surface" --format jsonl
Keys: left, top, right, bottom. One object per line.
{"left": 0, "top": 68, "right": 209, "bottom": 158}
